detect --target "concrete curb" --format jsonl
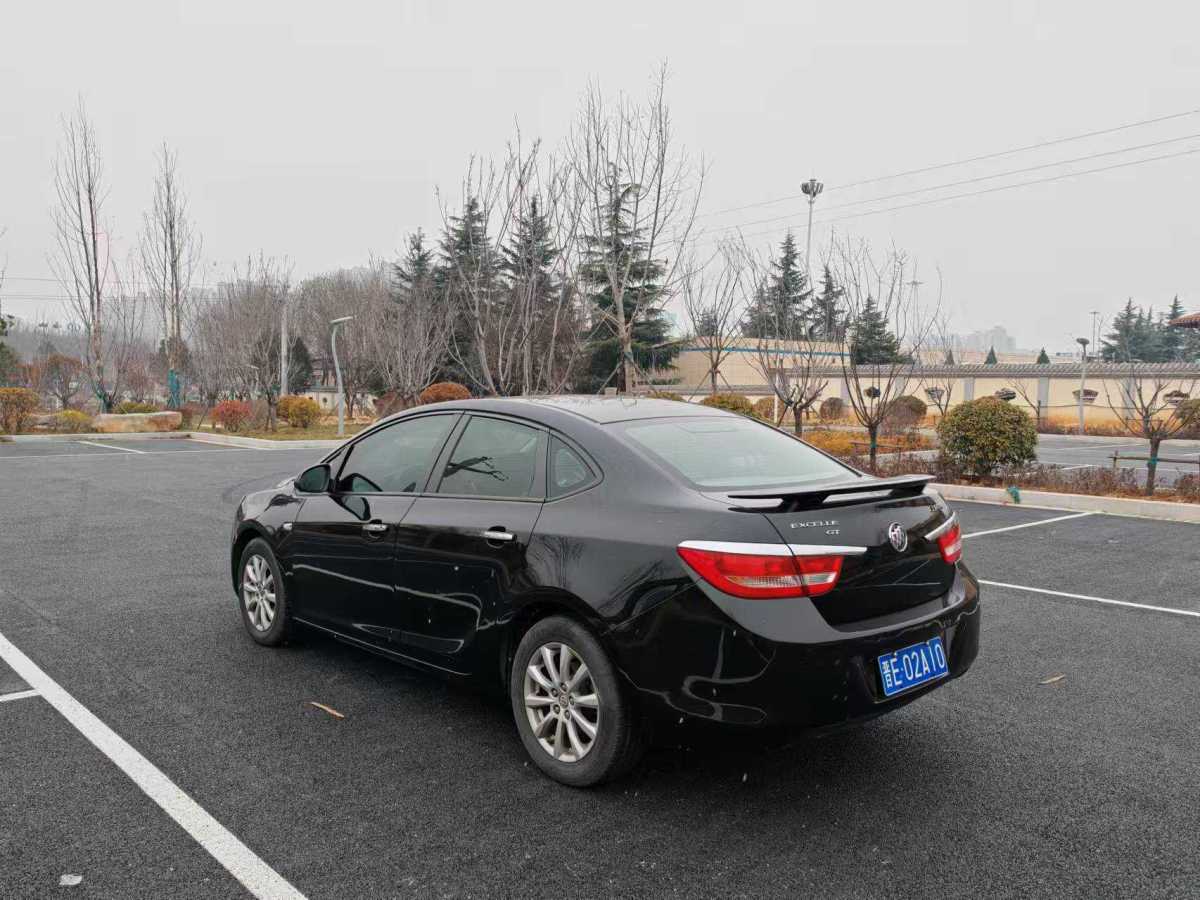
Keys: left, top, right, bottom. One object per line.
{"left": 933, "top": 482, "right": 1200, "bottom": 524}
{"left": 185, "top": 432, "right": 344, "bottom": 450}
{"left": 7, "top": 431, "right": 344, "bottom": 451}
{"left": 7, "top": 432, "right": 190, "bottom": 443}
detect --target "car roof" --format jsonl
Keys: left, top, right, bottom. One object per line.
{"left": 432, "top": 395, "right": 737, "bottom": 425}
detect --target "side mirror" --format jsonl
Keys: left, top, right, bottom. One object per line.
{"left": 295, "top": 464, "right": 331, "bottom": 493}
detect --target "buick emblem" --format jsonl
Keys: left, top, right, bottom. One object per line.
{"left": 887, "top": 522, "right": 908, "bottom": 552}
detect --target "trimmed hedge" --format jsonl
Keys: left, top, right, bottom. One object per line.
{"left": 938, "top": 397, "right": 1037, "bottom": 477}
{"left": 0, "top": 388, "right": 40, "bottom": 434}
{"left": 819, "top": 397, "right": 844, "bottom": 421}
{"left": 115, "top": 401, "right": 162, "bottom": 414}
{"left": 699, "top": 393, "right": 757, "bottom": 417}
{"left": 212, "top": 400, "right": 253, "bottom": 433}
{"left": 278, "top": 395, "right": 322, "bottom": 429}
{"left": 419, "top": 382, "right": 471, "bottom": 404}
{"left": 49, "top": 410, "right": 93, "bottom": 433}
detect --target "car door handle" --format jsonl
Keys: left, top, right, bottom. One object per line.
{"left": 363, "top": 521, "right": 389, "bottom": 534}
{"left": 482, "top": 528, "right": 516, "bottom": 543}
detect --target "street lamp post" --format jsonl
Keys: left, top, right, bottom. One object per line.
{"left": 330, "top": 316, "right": 354, "bottom": 437}
{"left": 800, "top": 178, "right": 824, "bottom": 288}
{"left": 1076, "top": 337, "right": 1090, "bottom": 435}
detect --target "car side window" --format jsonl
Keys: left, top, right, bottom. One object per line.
{"left": 335, "top": 414, "right": 456, "bottom": 494}
{"left": 548, "top": 437, "right": 595, "bottom": 498}
{"left": 437, "top": 416, "right": 543, "bottom": 499}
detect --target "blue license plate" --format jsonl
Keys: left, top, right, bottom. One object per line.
{"left": 877, "top": 637, "right": 949, "bottom": 697}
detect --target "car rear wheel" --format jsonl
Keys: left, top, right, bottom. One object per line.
{"left": 510, "top": 615, "right": 643, "bottom": 787}
{"left": 238, "top": 538, "right": 292, "bottom": 646}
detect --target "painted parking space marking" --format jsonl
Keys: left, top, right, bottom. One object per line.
{"left": 963, "top": 511, "right": 1096, "bottom": 538}
{"left": 0, "top": 628, "right": 307, "bottom": 900}
{"left": 0, "top": 447, "right": 274, "bottom": 461}
{"left": 980, "top": 579, "right": 1200, "bottom": 619}
{"left": 76, "top": 440, "right": 146, "bottom": 454}
{"left": 0, "top": 688, "right": 39, "bottom": 703}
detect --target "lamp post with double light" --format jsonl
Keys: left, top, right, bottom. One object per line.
{"left": 330, "top": 316, "right": 354, "bottom": 437}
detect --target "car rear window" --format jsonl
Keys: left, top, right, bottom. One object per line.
{"left": 621, "top": 416, "right": 853, "bottom": 489}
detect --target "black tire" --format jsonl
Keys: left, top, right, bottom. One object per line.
{"left": 510, "top": 615, "right": 643, "bottom": 787}
{"left": 236, "top": 538, "right": 292, "bottom": 647}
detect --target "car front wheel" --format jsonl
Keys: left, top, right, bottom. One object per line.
{"left": 237, "top": 538, "right": 292, "bottom": 646}
{"left": 510, "top": 615, "right": 643, "bottom": 787}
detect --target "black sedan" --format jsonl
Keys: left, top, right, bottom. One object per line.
{"left": 230, "top": 397, "right": 979, "bottom": 786}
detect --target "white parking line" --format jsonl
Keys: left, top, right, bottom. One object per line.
{"left": 0, "top": 629, "right": 306, "bottom": 900}
{"left": 0, "top": 448, "right": 272, "bottom": 461}
{"left": 980, "top": 579, "right": 1200, "bottom": 619}
{"left": 963, "top": 511, "right": 1096, "bottom": 539}
{"left": 76, "top": 440, "right": 146, "bottom": 454}
{"left": 0, "top": 688, "right": 39, "bottom": 703}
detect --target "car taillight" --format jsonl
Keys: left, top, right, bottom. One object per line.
{"left": 676, "top": 545, "right": 844, "bottom": 599}
{"left": 936, "top": 521, "right": 963, "bottom": 564}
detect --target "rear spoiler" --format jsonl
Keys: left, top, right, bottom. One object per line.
{"left": 723, "top": 474, "right": 936, "bottom": 511}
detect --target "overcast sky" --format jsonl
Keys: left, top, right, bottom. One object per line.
{"left": 2, "top": 0, "right": 1198, "bottom": 351}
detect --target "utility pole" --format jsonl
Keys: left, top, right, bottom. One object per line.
{"left": 1076, "top": 337, "right": 1090, "bottom": 435}
{"left": 800, "top": 178, "right": 823, "bottom": 289}
{"left": 1090, "top": 310, "right": 1100, "bottom": 353}
{"left": 279, "top": 297, "right": 289, "bottom": 399}
{"left": 330, "top": 316, "right": 354, "bottom": 437}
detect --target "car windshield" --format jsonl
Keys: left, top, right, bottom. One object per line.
{"left": 621, "top": 416, "right": 854, "bottom": 490}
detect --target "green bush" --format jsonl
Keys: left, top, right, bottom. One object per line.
{"left": 819, "top": 397, "right": 845, "bottom": 421}
{"left": 699, "top": 393, "right": 757, "bottom": 417}
{"left": 278, "top": 395, "right": 321, "bottom": 429}
{"left": 49, "top": 410, "right": 93, "bottom": 433}
{"left": 938, "top": 397, "right": 1037, "bottom": 478}
{"left": 115, "top": 400, "right": 162, "bottom": 414}
{"left": 419, "top": 382, "right": 471, "bottom": 404}
{"left": 0, "top": 388, "right": 40, "bottom": 434}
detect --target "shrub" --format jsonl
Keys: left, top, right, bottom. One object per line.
{"left": 819, "top": 396, "right": 845, "bottom": 422}
{"left": 752, "top": 397, "right": 776, "bottom": 422}
{"left": 938, "top": 397, "right": 1037, "bottom": 478}
{"left": 1178, "top": 399, "right": 1200, "bottom": 438}
{"left": 115, "top": 400, "right": 162, "bottom": 414}
{"left": 373, "top": 391, "right": 409, "bottom": 419}
{"left": 647, "top": 390, "right": 685, "bottom": 402}
{"left": 0, "top": 388, "right": 40, "bottom": 434}
{"left": 278, "top": 395, "right": 321, "bottom": 429}
{"left": 178, "top": 402, "right": 206, "bottom": 429}
{"left": 212, "top": 400, "right": 253, "bottom": 433}
{"left": 699, "top": 393, "right": 757, "bottom": 417}
{"left": 882, "top": 394, "right": 928, "bottom": 434}
{"left": 419, "top": 382, "right": 471, "bottom": 404}
{"left": 49, "top": 409, "right": 93, "bottom": 433}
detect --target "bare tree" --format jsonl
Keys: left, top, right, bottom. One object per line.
{"left": 567, "top": 65, "right": 705, "bottom": 393}
{"left": 220, "top": 255, "right": 291, "bottom": 429}
{"left": 1104, "top": 358, "right": 1199, "bottom": 496}
{"left": 49, "top": 99, "right": 122, "bottom": 410}
{"left": 42, "top": 353, "right": 85, "bottom": 409}
{"left": 371, "top": 244, "right": 453, "bottom": 409}
{"left": 298, "top": 266, "right": 383, "bottom": 417}
{"left": 919, "top": 303, "right": 958, "bottom": 418}
{"left": 828, "top": 235, "right": 935, "bottom": 466}
{"left": 186, "top": 294, "right": 236, "bottom": 425}
{"left": 680, "top": 241, "right": 749, "bottom": 396}
{"left": 140, "top": 143, "right": 201, "bottom": 407}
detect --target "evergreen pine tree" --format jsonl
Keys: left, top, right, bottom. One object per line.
{"left": 393, "top": 229, "right": 435, "bottom": 298}
{"left": 1159, "top": 296, "right": 1186, "bottom": 362}
{"left": 1036, "top": 347, "right": 1051, "bottom": 364}
{"left": 578, "top": 184, "right": 675, "bottom": 391}
{"left": 809, "top": 265, "right": 844, "bottom": 341}
{"left": 849, "top": 296, "right": 904, "bottom": 364}
{"left": 502, "top": 197, "right": 557, "bottom": 304}
{"left": 984, "top": 346, "right": 998, "bottom": 364}
{"left": 943, "top": 348, "right": 955, "bottom": 365}
{"left": 741, "top": 232, "right": 810, "bottom": 338}
{"left": 434, "top": 198, "right": 497, "bottom": 382}
{"left": 1102, "top": 299, "right": 1160, "bottom": 362}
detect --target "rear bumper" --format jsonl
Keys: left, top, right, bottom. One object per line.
{"left": 609, "top": 570, "right": 980, "bottom": 734}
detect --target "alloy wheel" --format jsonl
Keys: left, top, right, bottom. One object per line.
{"left": 242, "top": 554, "right": 276, "bottom": 632}
{"left": 522, "top": 642, "right": 600, "bottom": 762}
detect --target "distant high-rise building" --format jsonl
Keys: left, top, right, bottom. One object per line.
{"left": 955, "top": 325, "right": 1017, "bottom": 353}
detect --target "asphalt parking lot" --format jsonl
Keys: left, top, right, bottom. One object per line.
{"left": 1, "top": 438, "right": 1197, "bottom": 899}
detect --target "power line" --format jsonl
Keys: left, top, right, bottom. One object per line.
{"left": 702, "top": 131, "right": 1200, "bottom": 237}
{"left": 702, "top": 145, "right": 1200, "bottom": 247}
{"left": 695, "top": 106, "right": 1200, "bottom": 220}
